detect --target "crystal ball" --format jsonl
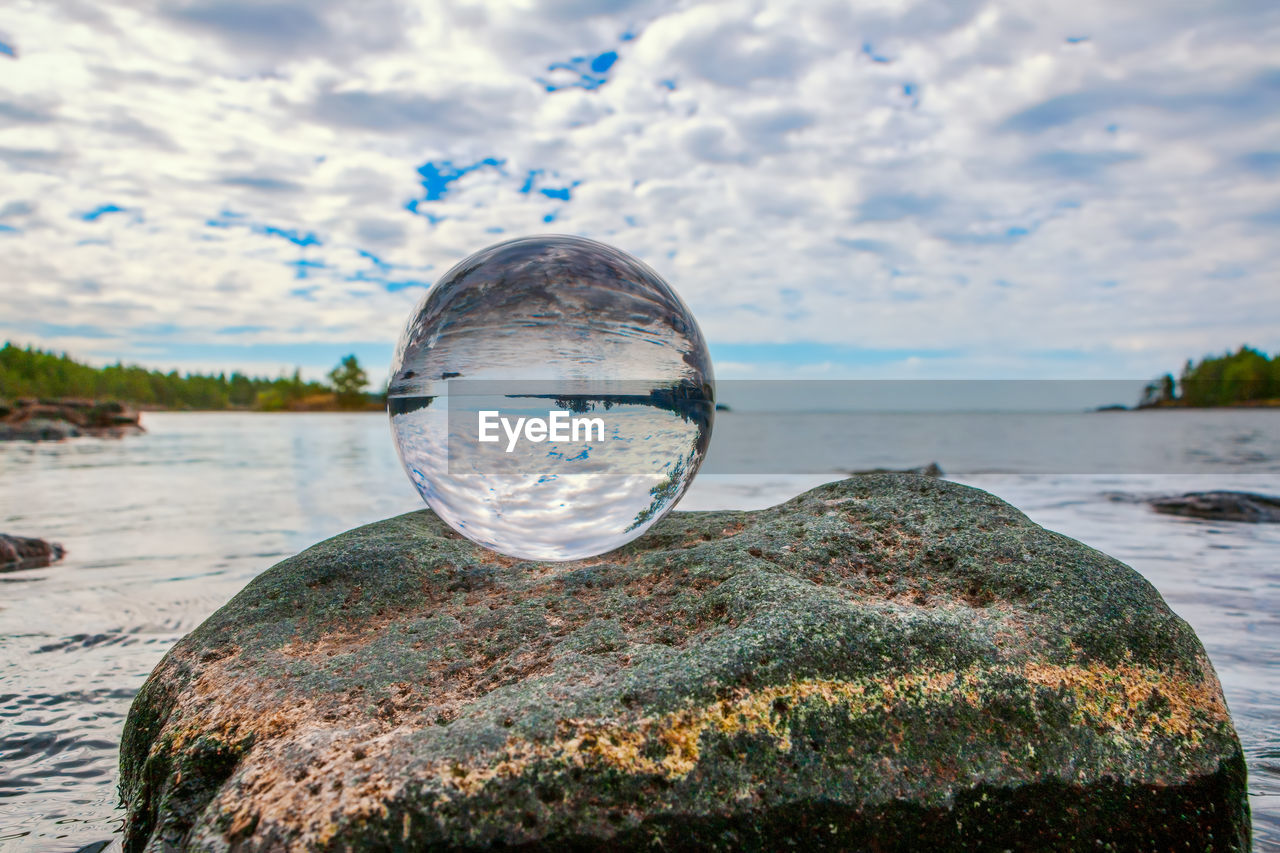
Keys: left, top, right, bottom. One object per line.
{"left": 388, "top": 235, "right": 715, "bottom": 561}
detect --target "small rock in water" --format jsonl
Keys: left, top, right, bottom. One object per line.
{"left": 0, "top": 418, "right": 82, "bottom": 441}
{"left": 1151, "top": 491, "right": 1280, "bottom": 523}
{"left": 120, "top": 475, "right": 1250, "bottom": 852}
{"left": 0, "top": 398, "right": 143, "bottom": 441}
{"left": 0, "top": 533, "right": 66, "bottom": 572}
{"left": 845, "top": 461, "right": 944, "bottom": 477}
{"left": 71, "top": 841, "right": 112, "bottom": 853}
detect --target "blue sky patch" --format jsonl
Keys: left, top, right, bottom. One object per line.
{"left": 79, "top": 204, "right": 126, "bottom": 222}
{"left": 29, "top": 322, "right": 113, "bottom": 339}
{"left": 403, "top": 202, "right": 446, "bottom": 224}
{"left": 861, "top": 43, "right": 892, "bottom": 64}
{"left": 131, "top": 322, "right": 181, "bottom": 336}
{"left": 591, "top": 51, "right": 618, "bottom": 73}
{"left": 356, "top": 249, "right": 391, "bottom": 271}
{"left": 205, "top": 209, "right": 245, "bottom": 227}
{"left": 345, "top": 253, "right": 434, "bottom": 293}
{"left": 1238, "top": 151, "right": 1280, "bottom": 175}
{"left": 0, "top": 40, "right": 15, "bottom": 58}
{"left": 1250, "top": 205, "right": 1280, "bottom": 227}
{"left": 712, "top": 342, "right": 958, "bottom": 367}
{"left": 539, "top": 50, "right": 620, "bottom": 92}
{"left": 288, "top": 258, "right": 326, "bottom": 279}
{"left": 205, "top": 210, "right": 321, "bottom": 246}
{"left": 519, "top": 169, "right": 578, "bottom": 201}
{"left": 125, "top": 341, "right": 396, "bottom": 374}
{"left": 382, "top": 279, "right": 430, "bottom": 292}
{"left": 260, "top": 225, "right": 320, "bottom": 247}
{"left": 414, "top": 157, "right": 504, "bottom": 202}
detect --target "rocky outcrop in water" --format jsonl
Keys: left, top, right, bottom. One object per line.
{"left": 0, "top": 398, "right": 143, "bottom": 441}
{"left": 120, "top": 475, "right": 1249, "bottom": 851}
{"left": 1150, "top": 491, "right": 1280, "bottom": 523}
{"left": 844, "top": 461, "right": 944, "bottom": 478}
{"left": 0, "top": 533, "right": 65, "bottom": 572}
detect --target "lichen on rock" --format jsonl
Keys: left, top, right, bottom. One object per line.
{"left": 119, "top": 474, "right": 1250, "bottom": 851}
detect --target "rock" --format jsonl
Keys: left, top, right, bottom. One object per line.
{"left": 120, "top": 475, "right": 1250, "bottom": 852}
{"left": 0, "top": 418, "right": 82, "bottom": 441}
{"left": 1150, "top": 491, "right": 1280, "bottom": 523}
{"left": 844, "top": 461, "right": 944, "bottom": 478}
{"left": 0, "top": 533, "right": 66, "bottom": 572}
{"left": 0, "top": 397, "right": 143, "bottom": 441}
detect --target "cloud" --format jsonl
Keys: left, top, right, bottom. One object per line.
{"left": 221, "top": 175, "right": 305, "bottom": 193}
{"left": 164, "top": 1, "right": 329, "bottom": 53}
{"left": 0, "top": 100, "right": 57, "bottom": 123}
{"left": 354, "top": 218, "right": 407, "bottom": 247}
{"left": 308, "top": 89, "right": 515, "bottom": 136}
{"left": 1026, "top": 149, "right": 1141, "bottom": 181}
{"left": 662, "top": 16, "right": 813, "bottom": 88}
{"left": 0, "top": 200, "right": 34, "bottom": 219}
{"left": 1000, "top": 69, "right": 1280, "bottom": 134}
{"left": 857, "top": 194, "right": 943, "bottom": 222}
{"left": 0, "top": 0, "right": 1278, "bottom": 382}
{"left": 161, "top": 0, "right": 409, "bottom": 63}
{"left": 0, "top": 147, "right": 64, "bottom": 169}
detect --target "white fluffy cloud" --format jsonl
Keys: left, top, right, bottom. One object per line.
{"left": 1, "top": 0, "right": 1277, "bottom": 382}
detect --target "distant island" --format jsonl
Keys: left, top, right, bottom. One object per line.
{"left": 0, "top": 343, "right": 382, "bottom": 412}
{"left": 1134, "top": 344, "right": 1280, "bottom": 409}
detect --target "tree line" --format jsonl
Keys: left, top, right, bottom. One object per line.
{"left": 0, "top": 342, "right": 373, "bottom": 411}
{"left": 1141, "top": 345, "right": 1280, "bottom": 407}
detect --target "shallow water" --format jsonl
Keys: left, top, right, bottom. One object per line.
{"left": 0, "top": 411, "right": 1275, "bottom": 850}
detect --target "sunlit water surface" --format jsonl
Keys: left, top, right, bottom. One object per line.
{"left": 0, "top": 411, "right": 1275, "bottom": 851}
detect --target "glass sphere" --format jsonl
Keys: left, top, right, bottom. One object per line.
{"left": 388, "top": 235, "right": 714, "bottom": 561}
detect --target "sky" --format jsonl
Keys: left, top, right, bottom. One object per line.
{"left": 1, "top": 0, "right": 1277, "bottom": 387}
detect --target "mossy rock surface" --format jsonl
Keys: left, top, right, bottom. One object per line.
{"left": 119, "top": 475, "right": 1250, "bottom": 851}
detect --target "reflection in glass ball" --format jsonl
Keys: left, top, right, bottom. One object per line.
{"left": 388, "top": 235, "right": 714, "bottom": 561}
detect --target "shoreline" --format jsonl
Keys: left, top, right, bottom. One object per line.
{"left": 1107, "top": 400, "right": 1280, "bottom": 411}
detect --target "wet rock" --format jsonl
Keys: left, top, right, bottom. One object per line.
{"left": 0, "top": 398, "right": 143, "bottom": 441}
{"left": 0, "top": 533, "right": 66, "bottom": 572}
{"left": 1150, "top": 491, "right": 1280, "bottom": 523}
{"left": 120, "top": 475, "right": 1250, "bottom": 852}
{"left": 0, "top": 418, "right": 82, "bottom": 441}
